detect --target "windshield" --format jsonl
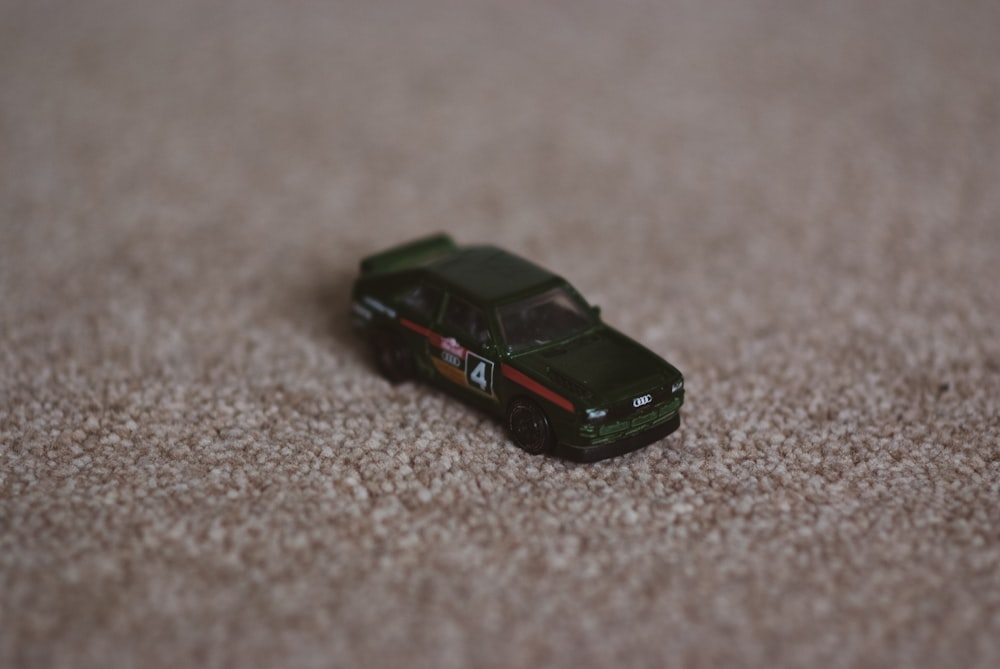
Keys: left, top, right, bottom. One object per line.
{"left": 496, "top": 286, "right": 595, "bottom": 353}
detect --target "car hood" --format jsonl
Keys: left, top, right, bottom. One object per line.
{"left": 512, "top": 326, "right": 682, "bottom": 405}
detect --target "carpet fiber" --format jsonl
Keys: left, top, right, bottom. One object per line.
{"left": 2, "top": 1, "right": 999, "bottom": 667}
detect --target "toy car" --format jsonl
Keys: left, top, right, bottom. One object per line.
{"left": 350, "top": 233, "right": 685, "bottom": 462}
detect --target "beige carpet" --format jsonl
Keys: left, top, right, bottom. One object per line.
{"left": 2, "top": 1, "right": 999, "bottom": 666}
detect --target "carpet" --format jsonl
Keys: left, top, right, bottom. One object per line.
{"left": 2, "top": 1, "right": 999, "bottom": 667}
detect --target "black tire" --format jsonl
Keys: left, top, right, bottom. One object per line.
{"left": 506, "top": 398, "right": 554, "bottom": 455}
{"left": 373, "top": 329, "right": 412, "bottom": 383}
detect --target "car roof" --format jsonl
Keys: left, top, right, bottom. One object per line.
{"left": 425, "top": 245, "right": 562, "bottom": 303}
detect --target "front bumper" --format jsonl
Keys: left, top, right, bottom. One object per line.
{"left": 553, "top": 412, "right": 681, "bottom": 463}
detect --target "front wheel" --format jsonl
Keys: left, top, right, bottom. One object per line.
{"left": 506, "top": 398, "right": 554, "bottom": 455}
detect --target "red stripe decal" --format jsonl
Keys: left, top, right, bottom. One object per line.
{"left": 400, "top": 318, "right": 430, "bottom": 337}
{"left": 400, "top": 319, "right": 466, "bottom": 355}
{"left": 501, "top": 364, "right": 575, "bottom": 414}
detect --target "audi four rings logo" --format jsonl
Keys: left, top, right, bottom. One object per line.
{"left": 632, "top": 394, "right": 653, "bottom": 408}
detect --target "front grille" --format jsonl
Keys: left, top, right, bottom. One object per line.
{"left": 601, "top": 384, "right": 678, "bottom": 424}
{"left": 594, "top": 395, "right": 682, "bottom": 440}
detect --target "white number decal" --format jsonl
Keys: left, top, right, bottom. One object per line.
{"left": 465, "top": 353, "right": 494, "bottom": 394}
{"left": 469, "top": 361, "right": 488, "bottom": 390}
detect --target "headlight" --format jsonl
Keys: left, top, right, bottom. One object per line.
{"left": 671, "top": 379, "right": 684, "bottom": 393}
{"left": 586, "top": 408, "right": 607, "bottom": 421}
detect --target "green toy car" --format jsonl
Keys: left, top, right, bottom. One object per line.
{"left": 350, "top": 234, "right": 685, "bottom": 462}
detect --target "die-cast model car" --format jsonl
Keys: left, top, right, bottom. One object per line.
{"left": 350, "top": 233, "right": 684, "bottom": 462}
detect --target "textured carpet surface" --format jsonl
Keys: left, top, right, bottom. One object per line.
{"left": 2, "top": 1, "right": 1000, "bottom": 667}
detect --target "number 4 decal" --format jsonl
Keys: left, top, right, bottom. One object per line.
{"left": 465, "top": 353, "right": 494, "bottom": 395}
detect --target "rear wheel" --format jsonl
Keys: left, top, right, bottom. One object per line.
{"left": 506, "top": 398, "right": 553, "bottom": 455}
{"left": 373, "top": 329, "right": 412, "bottom": 383}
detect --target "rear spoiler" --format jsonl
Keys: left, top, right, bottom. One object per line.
{"left": 359, "top": 233, "right": 458, "bottom": 275}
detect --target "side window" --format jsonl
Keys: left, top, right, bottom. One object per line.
{"left": 399, "top": 283, "right": 443, "bottom": 320}
{"left": 442, "top": 295, "right": 492, "bottom": 345}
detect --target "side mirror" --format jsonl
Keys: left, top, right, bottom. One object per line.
{"left": 592, "top": 305, "right": 602, "bottom": 319}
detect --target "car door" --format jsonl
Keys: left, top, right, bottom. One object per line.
{"left": 431, "top": 293, "right": 500, "bottom": 408}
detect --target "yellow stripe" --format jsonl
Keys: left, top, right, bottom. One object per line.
{"left": 432, "top": 358, "right": 467, "bottom": 386}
